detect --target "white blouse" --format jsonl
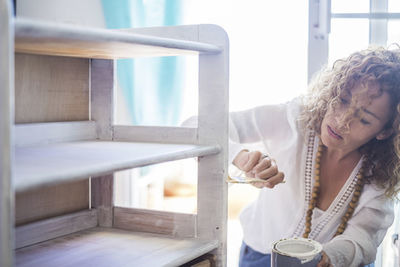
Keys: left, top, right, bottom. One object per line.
{"left": 228, "top": 98, "right": 394, "bottom": 267}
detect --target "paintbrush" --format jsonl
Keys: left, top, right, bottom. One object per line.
{"left": 227, "top": 175, "right": 286, "bottom": 184}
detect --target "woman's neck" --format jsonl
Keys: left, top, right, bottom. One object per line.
{"left": 323, "top": 146, "right": 362, "bottom": 164}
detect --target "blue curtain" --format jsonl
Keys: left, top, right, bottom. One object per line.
{"left": 101, "top": 0, "right": 184, "bottom": 126}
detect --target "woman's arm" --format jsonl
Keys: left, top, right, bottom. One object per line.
{"left": 323, "top": 192, "right": 394, "bottom": 266}
{"left": 229, "top": 97, "right": 303, "bottom": 162}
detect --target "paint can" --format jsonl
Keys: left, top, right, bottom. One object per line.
{"left": 271, "top": 237, "right": 322, "bottom": 267}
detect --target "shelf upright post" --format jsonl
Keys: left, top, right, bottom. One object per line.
{"left": 90, "top": 59, "right": 115, "bottom": 227}
{"left": 196, "top": 24, "right": 229, "bottom": 267}
{"left": 0, "top": 0, "right": 15, "bottom": 266}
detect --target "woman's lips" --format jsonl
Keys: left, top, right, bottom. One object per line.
{"left": 327, "top": 125, "right": 343, "bottom": 139}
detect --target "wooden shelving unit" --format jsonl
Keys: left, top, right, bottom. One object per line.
{"left": 0, "top": 1, "right": 229, "bottom": 266}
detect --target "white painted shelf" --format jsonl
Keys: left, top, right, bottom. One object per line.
{"left": 16, "top": 227, "right": 219, "bottom": 267}
{"left": 15, "top": 18, "right": 222, "bottom": 59}
{"left": 15, "top": 141, "right": 220, "bottom": 192}
{"left": 1, "top": 1, "right": 229, "bottom": 263}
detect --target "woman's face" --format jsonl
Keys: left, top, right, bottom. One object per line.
{"left": 320, "top": 83, "right": 392, "bottom": 154}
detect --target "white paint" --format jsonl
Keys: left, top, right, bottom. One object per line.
{"left": 272, "top": 237, "right": 322, "bottom": 264}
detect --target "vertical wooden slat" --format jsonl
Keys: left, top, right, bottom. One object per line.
{"left": 0, "top": 0, "right": 15, "bottom": 265}
{"left": 91, "top": 59, "right": 115, "bottom": 227}
{"left": 308, "top": 0, "right": 329, "bottom": 81}
{"left": 369, "top": 0, "right": 388, "bottom": 46}
{"left": 91, "top": 59, "right": 114, "bottom": 141}
{"left": 197, "top": 25, "right": 229, "bottom": 267}
{"left": 91, "top": 175, "right": 113, "bottom": 227}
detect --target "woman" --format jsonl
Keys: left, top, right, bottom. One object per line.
{"left": 230, "top": 47, "right": 400, "bottom": 266}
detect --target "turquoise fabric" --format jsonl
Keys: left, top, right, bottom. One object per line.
{"left": 101, "top": 0, "right": 184, "bottom": 126}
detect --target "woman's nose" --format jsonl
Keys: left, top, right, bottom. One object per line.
{"left": 335, "top": 113, "right": 352, "bottom": 133}
{"left": 337, "top": 123, "right": 349, "bottom": 133}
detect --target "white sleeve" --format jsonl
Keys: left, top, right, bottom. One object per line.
{"left": 323, "top": 192, "right": 394, "bottom": 267}
{"left": 182, "top": 97, "right": 303, "bottom": 163}
{"left": 228, "top": 97, "right": 303, "bottom": 163}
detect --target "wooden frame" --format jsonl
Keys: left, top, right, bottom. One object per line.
{"left": 15, "top": 121, "right": 97, "bottom": 146}
{"left": 15, "top": 209, "right": 97, "bottom": 249}
{"left": 1, "top": 7, "right": 229, "bottom": 265}
{"left": 197, "top": 25, "right": 229, "bottom": 265}
{"left": 0, "top": 0, "right": 15, "bottom": 265}
{"left": 15, "top": 18, "right": 222, "bottom": 59}
{"left": 114, "top": 207, "right": 197, "bottom": 238}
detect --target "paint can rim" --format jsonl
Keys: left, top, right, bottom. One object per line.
{"left": 271, "top": 237, "right": 322, "bottom": 259}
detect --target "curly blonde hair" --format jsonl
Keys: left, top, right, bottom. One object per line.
{"left": 301, "top": 46, "right": 400, "bottom": 198}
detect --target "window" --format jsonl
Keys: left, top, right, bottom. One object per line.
{"left": 308, "top": 0, "right": 400, "bottom": 78}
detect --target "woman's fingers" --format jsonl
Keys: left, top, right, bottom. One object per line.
{"left": 266, "top": 171, "right": 285, "bottom": 188}
{"left": 317, "top": 252, "right": 332, "bottom": 267}
{"left": 233, "top": 150, "right": 285, "bottom": 188}
{"left": 255, "top": 160, "right": 277, "bottom": 178}
{"left": 242, "top": 151, "right": 263, "bottom": 172}
{"left": 252, "top": 171, "right": 285, "bottom": 188}
{"left": 244, "top": 153, "right": 271, "bottom": 177}
{"left": 241, "top": 152, "right": 285, "bottom": 188}
{"left": 253, "top": 156, "right": 272, "bottom": 173}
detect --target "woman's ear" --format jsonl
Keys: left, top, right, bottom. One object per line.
{"left": 376, "top": 128, "right": 394, "bottom": 140}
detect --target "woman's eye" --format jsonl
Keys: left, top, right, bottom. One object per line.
{"left": 340, "top": 97, "right": 349, "bottom": 105}
{"left": 360, "top": 119, "right": 370, "bottom": 125}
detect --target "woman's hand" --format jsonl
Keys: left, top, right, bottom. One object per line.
{"left": 317, "top": 252, "right": 332, "bottom": 267}
{"left": 232, "top": 150, "right": 284, "bottom": 188}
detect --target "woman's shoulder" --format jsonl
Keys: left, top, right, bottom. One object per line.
{"left": 357, "top": 182, "right": 394, "bottom": 211}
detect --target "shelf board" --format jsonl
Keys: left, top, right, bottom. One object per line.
{"left": 15, "top": 18, "right": 222, "bottom": 59}
{"left": 16, "top": 227, "right": 218, "bottom": 267}
{"left": 15, "top": 140, "right": 220, "bottom": 192}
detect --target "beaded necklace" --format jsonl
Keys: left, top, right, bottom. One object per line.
{"left": 302, "top": 141, "right": 365, "bottom": 238}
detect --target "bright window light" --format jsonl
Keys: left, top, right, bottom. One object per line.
{"left": 183, "top": 0, "right": 308, "bottom": 111}
{"left": 331, "top": 0, "right": 369, "bottom": 13}
{"left": 328, "top": 18, "right": 369, "bottom": 65}
{"left": 388, "top": 20, "right": 400, "bottom": 45}
{"left": 389, "top": 0, "right": 400, "bottom": 12}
